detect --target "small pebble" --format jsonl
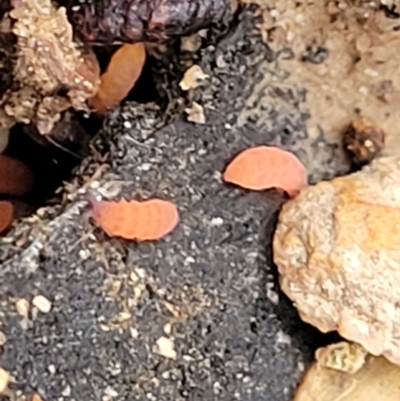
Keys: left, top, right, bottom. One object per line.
{"left": 32, "top": 295, "right": 52, "bottom": 313}
{"left": 140, "top": 163, "right": 151, "bottom": 171}
{"left": 103, "top": 386, "right": 118, "bottom": 399}
{"left": 163, "top": 322, "right": 172, "bottom": 335}
{"left": 185, "top": 102, "right": 206, "bottom": 124}
{"left": 179, "top": 65, "right": 209, "bottom": 91}
{"left": 89, "top": 180, "right": 100, "bottom": 189}
{"left": 0, "top": 367, "right": 9, "bottom": 393}
{"left": 210, "top": 217, "right": 224, "bottom": 226}
{"left": 16, "top": 298, "right": 30, "bottom": 317}
{"left": 62, "top": 385, "right": 71, "bottom": 396}
{"left": 156, "top": 336, "right": 177, "bottom": 360}
{"left": 130, "top": 328, "right": 139, "bottom": 338}
{"left": 216, "top": 55, "right": 227, "bottom": 68}
{"left": 79, "top": 249, "right": 90, "bottom": 260}
{"left": 276, "top": 330, "right": 292, "bottom": 345}
{"left": 0, "top": 331, "right": 6, "bottom": 346}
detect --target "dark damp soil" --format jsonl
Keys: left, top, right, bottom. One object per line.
{"left": 0, "top": 5, "right": 348, "bottom": 401}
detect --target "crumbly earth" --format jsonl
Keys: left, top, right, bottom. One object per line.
{"left": 0, "top": 6, "right": 348, "bottom": 401}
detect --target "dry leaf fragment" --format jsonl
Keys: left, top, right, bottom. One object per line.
{"left": 0, "top": 155, "right": 34, "bottom": 196}
{"left": 31, "top": 394, "right": 44, "bottom": 401}
{"left": 90, "top": 43, "right": 146, "bottom": 115}
{"left": 32, "top": 295, "right": 52, "bottom": 313}
{"left": 156, "top": 336, "right": 177, "bottom": 359}
{"left": 0, "top": 367, "right": 9, "bottom": 394}
{"left": 179, "top": 65, "right": 209, "bottom": 90}
{"left": 223, "top": 146, "right": 308, "bottom": 197}
{"left": 185, "top": 102, "right": 206, "bottom": 124}
{"left": 0, "top": 201, "right": 14, "bottom": 235}
{"left": 89, "top": 197, "right": 179, "bottom": 241}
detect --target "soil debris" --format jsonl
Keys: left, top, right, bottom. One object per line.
{"left": 185, "top": 102, "right": 206, "bottom": 124}
{"left": 0, "top": 0, "right": 100, "bottom": 135}
{"left": 315, "top": 341, "right": 368, "bottom": 374}
{"left": 179, "top": 64, "right": 209, "bottom": 91}
{"left": 342, "top": 119, "right": 385, "bottom": 168}
{"left": 0, "top": 4, "right": 351, "bottom": 401}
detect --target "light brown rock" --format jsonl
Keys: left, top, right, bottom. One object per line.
{"left": 293, "top": 351, "right": 400, "bottom": 401}
{"left": 273, "top": 156, "right": 400, "bottom": 365}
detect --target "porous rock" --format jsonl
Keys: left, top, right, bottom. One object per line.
{"left": 273, "top": 156, "right": 400, "bottom": 365}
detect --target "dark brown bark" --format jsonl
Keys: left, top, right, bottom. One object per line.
{"left": 61, "top": 0, "right": 236, "bottom": 44}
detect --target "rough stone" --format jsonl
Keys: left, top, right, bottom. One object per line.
{"left": 274, "top": 156, "right": 400, "bottom": 365}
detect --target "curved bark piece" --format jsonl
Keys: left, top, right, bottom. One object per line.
{"left": 63, "top": 0, "right": 237, "bottom": 44}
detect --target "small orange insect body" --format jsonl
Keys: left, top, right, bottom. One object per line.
{"left": 223, "top": 145, "right": 308, "bottom": 197}
{"left": 90, "top": 42, "right": 146, "bottom": 115}
{"left": 89, "top": 197, "right": 179, "bottom": 241}
{"left": 0, "top": 155, "right": 34, "bottom": 196}
{"left": 0, "top": 201, "right": 14, "bottom": 235}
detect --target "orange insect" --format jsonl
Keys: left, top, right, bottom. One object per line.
{"left": 223, "top": 145, "right": 308, "bottom": 197}
{"left": 90, "top": 42, "right": 146, "bottom": 115}
{"left": 88, "top": 196, "right": 179, "bottom": 241}
{"left": 0, "top": 155, "right": 34, "bottom": 196}
{"left": 31, "top": 394, "right": 44, "bottom": 401}
{"left": 0, "top": 201, "right": 14, "bottom": 235}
